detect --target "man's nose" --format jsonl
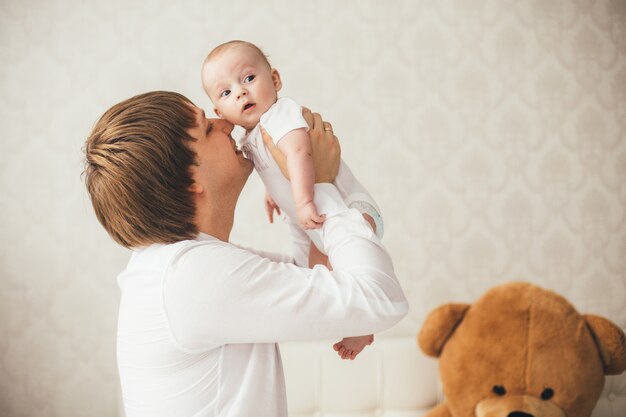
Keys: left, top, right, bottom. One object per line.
{"left": 215, "top": 118, "right": 234, "bottom": 134}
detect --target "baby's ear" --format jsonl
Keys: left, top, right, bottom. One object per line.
{"left": 272, "top": 68, "right": 282, "bottom": 92}
{"left": 418, "top": 303, "right": 470, "bottom": 358}
{"left": 213, "top": 108, "right": 222, "bottom": 118}
{"left": 584, "top": 314, "right": 626, "bottom": 375}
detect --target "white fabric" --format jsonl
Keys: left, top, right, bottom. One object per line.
{"left": 259, "top": 96, "right": 309, "bottom": 147}
{"left": 116, "top": 184, "right": 408, "bottom": 417}
{"left": 240, "top": 97, "right": 384, "bottom": 250}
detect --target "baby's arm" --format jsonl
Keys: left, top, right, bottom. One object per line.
{"left": 277, "top": 128, "right": 325, "bottom": 229}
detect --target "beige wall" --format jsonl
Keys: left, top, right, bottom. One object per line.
{"left": 1, "top": 0, "right": 624, "bottom": 415}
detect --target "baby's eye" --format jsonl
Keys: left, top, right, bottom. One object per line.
{"left": 220, "top": 90, "right": 231, "bottom": 98}
{"left": 244, "top": 74, "right": 255, "bottom": 83}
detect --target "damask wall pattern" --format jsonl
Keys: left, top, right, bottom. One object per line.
{"left": 0, "top": 0, "right": 624, "bottom": 416}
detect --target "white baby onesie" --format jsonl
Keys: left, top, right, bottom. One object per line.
{"left": 240, "top": 97, "right": 384, "bottom": 252}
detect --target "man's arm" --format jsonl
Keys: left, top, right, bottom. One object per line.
{"left": 163, "top": 186, "right": 408, "bottom": 350}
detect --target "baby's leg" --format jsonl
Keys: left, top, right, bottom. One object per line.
{"left": 333, "top": 335, "right": 374, "bottom": 360}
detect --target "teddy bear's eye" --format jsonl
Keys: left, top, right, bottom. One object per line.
{"left": 541, "top": 388, "right": 554, "bottom": 400}
{"left": 492, "top": 385, "right": 506, "bottom": 396}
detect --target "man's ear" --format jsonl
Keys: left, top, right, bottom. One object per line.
{"left": 213, "top": 108, "right": 222, "bottom": 118}
{"left": 188, "top": 183, "right": 203, "bottom": 194}
{"left": 271, "top": 68, "right": 282, "bottom": 92}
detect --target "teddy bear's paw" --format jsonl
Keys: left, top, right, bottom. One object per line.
{"left": 424, "top": 403, "right": 452, "bottom": 417}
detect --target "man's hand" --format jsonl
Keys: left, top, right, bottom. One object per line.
{"left": 260, "top": 108, "right": 340, "bottom": 183}
{"left": 260, "top": 126, "right": 289, "bottom": 179}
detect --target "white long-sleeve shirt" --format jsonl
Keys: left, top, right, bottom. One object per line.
{"left": 116, "top": 184, "right": 408, "bottom": 417}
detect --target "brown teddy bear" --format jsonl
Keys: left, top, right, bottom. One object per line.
{"left": 418, "top": 282, "right": 626, "bottom": 417}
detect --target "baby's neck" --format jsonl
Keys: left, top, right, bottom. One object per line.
{"left": 243, "top": 98, "right": 277, "bottom": 134}
{"left": 242, "top": 116, "right": 262, "bottom": 134}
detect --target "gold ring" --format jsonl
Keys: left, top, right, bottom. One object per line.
{"left": 324, "top": 127, "right": 332, "bottom": 131}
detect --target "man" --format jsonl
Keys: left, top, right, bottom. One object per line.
{"left": 84, "top": 90, "right": 408, "bottom": 417}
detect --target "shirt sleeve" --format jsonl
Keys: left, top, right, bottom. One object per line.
{"left": 162, "top": 184, "right": 408, "bottom": 351}
{"left": 231, "top": 243, "right": 294, "bottom": 264}
{"left": 259, "top": 97, "right": 309, "bottom": 146}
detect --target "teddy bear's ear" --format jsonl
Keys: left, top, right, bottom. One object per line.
{"left": 418, "top": 303, "right": 470, "bottom": 358}
{"left": 584, "top": 314, "right": 626, "bottom": 375}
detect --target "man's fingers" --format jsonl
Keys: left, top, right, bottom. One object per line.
{"left": 260, "top": 125, "right": 272, "bottom": 147}
{"left": 302, "top": 107, "right": 313, "bottom": 128}
{"left": 260, "top": 126, "right": 289, "bottom": 179}
{"left": 312, "top": 112, "right": 324, "bottom": 135}
{"left": 260, "top": 126, "right": 280, "bottom": 161}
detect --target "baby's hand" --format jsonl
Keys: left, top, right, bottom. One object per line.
{"left": 332, "top": 335, "right": 374, "bottom": 360}
{"left": 297, "top": 201, "right": 325, "bottom": 230}
{"left": 265, "top": 192, "right": 281, "bottom": 224}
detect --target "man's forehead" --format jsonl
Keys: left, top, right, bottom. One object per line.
{"left": 190, "top": 105, "right": 205, "bottom": 124}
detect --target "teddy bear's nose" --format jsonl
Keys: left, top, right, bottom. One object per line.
{"left": 508, "top": 413, "right": 533, "bottom": 417}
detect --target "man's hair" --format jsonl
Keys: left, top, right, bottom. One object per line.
{"left": 83, "top": 91, "right": 199, "bottom": 248}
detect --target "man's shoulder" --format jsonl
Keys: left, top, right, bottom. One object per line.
{"left": 127, "top": 238, "right": 224, "bottom": 268}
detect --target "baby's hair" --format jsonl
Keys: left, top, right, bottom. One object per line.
{"left": 204, "top": 40, "right": 271, "bottom": 69}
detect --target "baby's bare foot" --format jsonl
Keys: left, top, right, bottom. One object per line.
{"left": 332, "top": 335, "right": 374, "bottom": 360}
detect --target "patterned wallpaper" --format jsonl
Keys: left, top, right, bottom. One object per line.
{"left": 0, "top": 0, "right": 624, "bottom": 416}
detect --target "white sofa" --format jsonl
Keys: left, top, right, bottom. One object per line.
{"left": 116, "top": 335, "right": 626, "bottom": 416}
{"left": 280, "top": 336, "right": 626, "bottom": 417}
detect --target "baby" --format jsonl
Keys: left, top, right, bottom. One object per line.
{"left": 201, "top": 40, "right": 382, "bottom": 360}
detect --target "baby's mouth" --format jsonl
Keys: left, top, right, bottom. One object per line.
{"left": 243, "top": 103, "right": 255, "bottom": 112}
